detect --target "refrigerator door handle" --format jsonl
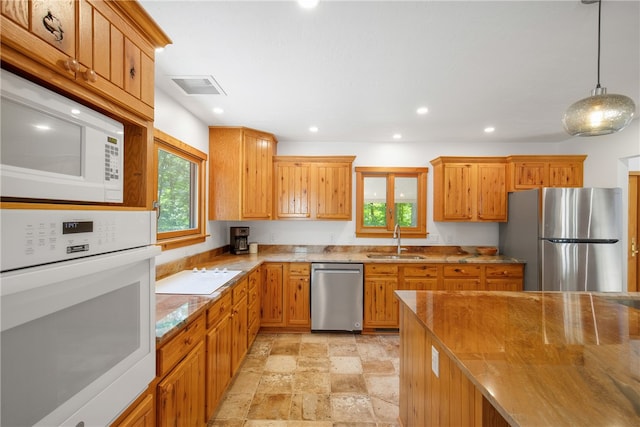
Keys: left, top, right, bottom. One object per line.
{"left": 544, "top": 238, "right": 619, "bottom": 244}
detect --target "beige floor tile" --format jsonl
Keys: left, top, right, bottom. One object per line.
{"left": 256, "top": 372, "right": 295, "bottom": 394}
{"left": 330, "top": 374, "right": 367, "bottom": 394}
{"left": 361, "top": 359, "right": 395, "bottom": 375}
{"left": 364, "top": 375, "right": 399, "bottom": 404}
{"left": 330, "top": 395, "right": 375, "bottom": 423}
{"left": 356, "top": 342, "right": 389, "bottom": 361}
{"left": 328, "top": 343, "right": 359, "bottom": 357}
{"left": 228, "top": 371, "right": 262, "bottom": 394}
{"left": 301, "top": 333, "right": 331, "bottom": 343}
{"left": 248, "top": 339, "right": 273, "bottom": 356}
{"left": 300, "top": 342, "right": 329, "bottom": 357}
{"left": 329, "top": 356, "right": 363, "bottom": 374}
{"left": 214, "top": 393, "right": 253, "bottom": 420}
{"left": 207, "top": 419, "right": 245, "bottom": 427}
{"left": 247, "top": 393, "right": 292, "bottom": 420}
{"left": 297, "top": 356, "right": 330, "bottom": 373}
{"left": 289, "top": 393, "right": 332, "bottom": 420}
{"left": 271, "top": 341, "right": 301, "bottom": 356}
{"left": 264, "top": 355, "right": 298, "bottom": 373}
{"left": 274, "top": 333, "right": 302, "bottom": 343}
{"left": 370, "top": 396, "right": 400, "bottom": 423}
{"left": 241, "top": 354, "right": 269, "bottom": 373}
{"left": 332, "top": 423, "right": 377, "bottom": 427}
{"left": 244, "top": 421, "right": 288, "bottom": 427}
{"left": 294, "top": 371, "right": 331, "bottom": 394}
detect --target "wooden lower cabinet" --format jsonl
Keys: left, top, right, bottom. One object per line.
{"left": 286, "top": 263, "right": 311, "bottom": 328}
{"left": 157, "top": 340, "right": 206, "bottom": 427}
{"left": 231, "top": 284, "right": 249, "bottom": 375}
{"left": 205, "top": 291, "right": 232, "bottom": 421}
{"left": 261, "top": 263, "right": 285, "bottom": 326}
{"left": 248, "top": 268, "right": 261, "bottom": 346}
{"left": 364, "top": 263, "right": 524, "bottom": 330}
{"left": 110, "top": 387, "right": 155, "bottom": 427}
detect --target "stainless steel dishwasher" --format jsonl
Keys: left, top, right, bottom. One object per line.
{"left": 311, "top": 263, "right": 364, "bottom": 332}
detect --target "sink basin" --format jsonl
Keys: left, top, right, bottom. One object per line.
{"left": 367, "top": 254, "right": 426, "bottom": 260}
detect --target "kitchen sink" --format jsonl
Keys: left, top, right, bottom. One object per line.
{"left": 367, "top": 254, "right": 426, "bottom": 260}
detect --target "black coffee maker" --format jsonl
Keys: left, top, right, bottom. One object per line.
{"left": 230, "top": 227, "right": 250, "bottom": 254}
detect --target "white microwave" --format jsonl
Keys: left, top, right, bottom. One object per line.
{"left": 0, "top": 69, "right": 124, "bottom": 203}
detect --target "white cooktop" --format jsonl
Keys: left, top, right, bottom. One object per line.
{"left": 155, "top": 268, "right": 242, "bottom": 295}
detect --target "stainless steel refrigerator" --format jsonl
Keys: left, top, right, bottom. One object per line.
{"left": 499, "top": 187, "right": 622, "bottom": 292}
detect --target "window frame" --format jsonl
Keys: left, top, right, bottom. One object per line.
{"left": 153, "top": 129, "right": 208, "bottom": 250}
{"left": 355, "top": 166, "right": 428, "bottom": 238}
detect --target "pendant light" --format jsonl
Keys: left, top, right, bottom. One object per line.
{"left": 562, "top": 0, "right": 636, "bottom": 136}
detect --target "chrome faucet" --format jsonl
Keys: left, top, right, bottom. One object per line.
{"left": 393, "top": 223, "right": 404, "bottom": 255}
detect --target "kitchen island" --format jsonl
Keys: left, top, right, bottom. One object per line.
{"left": 396, "top": 290, "right": 640, "bottom": 426}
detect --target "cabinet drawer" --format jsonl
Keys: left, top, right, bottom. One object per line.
{"left": 248, "top": 299, "right": 260, "bottom": 323}
{"left": 232, "top": 278, "right": 248, "bottom": 304}
{"left": 485, "top": 264, "right": 524, "bottom": 278}
{"left": 248, "top": 281, "right": 260, "bottom": 305}
{"left": 443, "top": 265, "right": 481, "bottom": 278}
{"left": 157, "top": 315, "right": 205, "bottom": 377}
{"left": 206, "top": 292, "right": 232, "bottom": 329}
{"left": 289, "top": 263, "right": 310, "bottom": 276}
{"left": 365, "top": 264, "right": 399, "bottom": 275}
{"left": 403, "top": 265, "right": 438, "bottom": 278}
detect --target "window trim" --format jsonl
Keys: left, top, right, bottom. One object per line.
{"left": 153, "top": 129, "right": 208, "bottom": 251}
{"left": 355, "top": 166, "right": 428, "bottom": 238}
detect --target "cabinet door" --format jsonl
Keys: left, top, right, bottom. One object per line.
{"left": 261, "top": 263, "right": 285, "bottom": 326}
{"left": 231, "top": 296, "right": 248, "bottom": 375}
{"left": 511, "top": 161, "right": 546, "bottom": 190}
{"left": 316, "top": 162, "right": 352, "bottom": 220}
{"left": 31, "top": 0, "right": 76, "bottom": 57}
{"left": 157, "top": 341, "right": 206, "bottom": 427}
{"left": 477, "top": 163, "right": 507, "bottom": 221}
{"left": 243, "top": 133, "right": 274, "bottom": 219}
{"left": 215, "top": 315, "right": 232, "bottom": 403}
{"left": 442, "top": 163, "right": 473, "bottom": 220}
{"left": 286, "top": 275, "right": 310, "bottom": 327}
{"left": 274, "top": 161, "right": 311, "bottom": 218}
{"left": 364, "top": 278, "right": 399, "bottom": 328}
{"left": 548, "top": 162, "right": 583, "bottom": 187}
{"left": 111, "top": 392, "right": 154, "bottom": 427}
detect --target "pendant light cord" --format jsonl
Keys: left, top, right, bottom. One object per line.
{"left": 596, "top": 0, "right": 602, "bottom": 88}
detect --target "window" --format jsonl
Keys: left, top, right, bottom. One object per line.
{"left": 154, "top": 129, "right": 207, "bottom": 250}
{"left": 355, "top": 167, "right": 428, "bottom": 238}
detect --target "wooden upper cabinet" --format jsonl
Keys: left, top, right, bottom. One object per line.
{"left": 273, "top": 156, "right": 355, "bottom": 221}
{"left": 1, "top": 0, "right": 171, "bottom": 120}
{"left": 507, "top": 155, "right": 586, "bottom": 191}
{"left": 209, "top": 127, "right": 277, "bottom": 220}
{"left": 431, "top": 157, "right": 507, "bottom": 222}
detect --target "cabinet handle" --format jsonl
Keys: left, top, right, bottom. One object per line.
{"left": 64, "top": 58, "right": 80, "bottom": 72}
{"left": 184, "top": 337, "right": 193, "bottom": 345}
{"left": 129, "top": 66, "right": 136, "bottom": 79}
{"left": 632, "top": 238, "right": 639, "bottom": 257}
{"left": 83, "top": 69, "right": 97, "bottom": 83}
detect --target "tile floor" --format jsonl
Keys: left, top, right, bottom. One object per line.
{"left": 208, "top": 332, "right": 401, "bottom": 427}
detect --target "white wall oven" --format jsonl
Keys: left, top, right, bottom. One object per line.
{"left": 0, "top": 209, "right": 160, "bottom": 426}
{"left": 0, "top": 69, "right": 124, "bottom": 203}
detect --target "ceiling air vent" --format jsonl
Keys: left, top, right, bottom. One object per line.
{"left": 171, "top": 75, "right": 226, "bottom": 95}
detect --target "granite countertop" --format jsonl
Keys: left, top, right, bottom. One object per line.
{"left": 396, "top": 290, "right": 640, "bottom": 426}
{"left": 155, "top": 247, "right": 524, "bottom": 345}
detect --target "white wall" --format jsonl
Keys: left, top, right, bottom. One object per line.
{"left": 153, "top": 90, "right": 640, "bottom": 263}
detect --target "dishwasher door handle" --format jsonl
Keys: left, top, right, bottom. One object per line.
{"left": 313, "top": 269, "right": 362, "bottom": 274}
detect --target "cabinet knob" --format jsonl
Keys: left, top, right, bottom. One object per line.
{"left": 64, "top": 58, "right": 80, "bottom": 72}
{"left": 83, "top": 69, "right": 97, "bottom": 82}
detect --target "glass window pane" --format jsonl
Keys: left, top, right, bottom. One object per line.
{"left": 157, "top": 149, "right": 196, "bottom": 232}
{"left": 395, "top": 177, "right": 418, "bottom": 227}
{"left": 363, "top": 176, "right": 387, "bottom": 226}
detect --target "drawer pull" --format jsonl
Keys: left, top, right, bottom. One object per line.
{"left": 184, "top": 337, "right": 193, "bottom": 345}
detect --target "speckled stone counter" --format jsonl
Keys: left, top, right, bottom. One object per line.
{"left": 396, "top": 290, "right": 640, "bottom": 426}
{"left": 155, "top": 247, "right": 524, "bottom": 345}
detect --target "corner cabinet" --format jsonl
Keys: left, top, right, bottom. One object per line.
{"left": 209, "top": 127, "right": 277, "bottom": 220}
{"left": 273, "top": 156, "right": 355, "bottom": 220}
{"left": 431, "top": 157, "right": 507, "bottom": 222}
{"left": 506, "top": 155, "right": 586, "bottom": 191}
{"left": 0, "top": 0, "right": 170, "bottom": 121}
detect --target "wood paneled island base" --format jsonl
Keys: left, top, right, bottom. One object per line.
{"left": 396, "top": 290, "right": 640, "bottom": 427}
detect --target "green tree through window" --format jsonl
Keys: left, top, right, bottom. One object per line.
{"left": 157, "top": 149, "right": 196, "bottom": 232}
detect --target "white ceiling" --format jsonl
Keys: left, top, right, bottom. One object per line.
{"left": 140, "top": 0, "right": 639, "bottom": 144}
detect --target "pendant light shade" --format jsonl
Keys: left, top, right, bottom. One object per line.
{"left": 563, "top": 0, "right": 636, "bottom": 136}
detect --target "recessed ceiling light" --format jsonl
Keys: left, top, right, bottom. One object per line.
{"left": 213, "top": 107, "right": 224, "bottom": 114}
{"left": 155, "top": 47, "right": 164, "bottom": 53}
{"left": 298, "top": 0, "right": 319, "bottom": 9}
{"left": 416, "top": 106, "right": 429, "bottom": 115}
{"left": 393, "top": 133, "right": 402, "bottom": 140}
{"left": 309, "top": 126, "right": 319, "bottom": 133}
{"left": 484, "top": 126, "right": 495, "bottom": 133}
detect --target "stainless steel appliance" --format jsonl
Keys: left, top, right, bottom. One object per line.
{"left": 1, "top": 69, "right": 125, "bottom": 203}
{"left": 1, "top": 209, "right": 160, "bottom": 426}
{"left": 311, "top": 263, "right": 363, "bottom": 331}
{"left": 230, "top": 226, "right": 250, "bottom": 254}
{"left": 499, "top": 187, "right": 622, "bottom": 292}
